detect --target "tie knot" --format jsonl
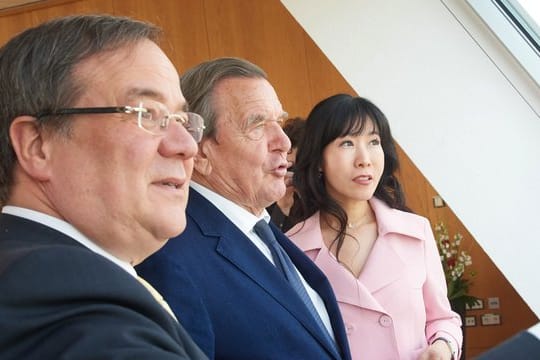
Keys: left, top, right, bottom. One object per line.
{"left": 254, "top": 220, "right": 277, "bottom": 247}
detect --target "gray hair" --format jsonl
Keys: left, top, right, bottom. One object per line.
{"left": 0, "top": 14, "right": 161, "bottom": 205}
{"left": 180, "top": 57, "right": 267, "bottom": 139}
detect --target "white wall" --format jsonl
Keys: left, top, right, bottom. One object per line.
{"left": 281, "top": 0, "right": 540, "bottom": 317}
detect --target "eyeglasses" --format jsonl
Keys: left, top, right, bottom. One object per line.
{"left": 35, "top": 101, "right": 205, "bottom": 142}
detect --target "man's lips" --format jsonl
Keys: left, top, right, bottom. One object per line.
{"left": 271, "top": 161, "right": 289, "bottom": 177}
{"left": 272, "top": 167, "right": 288, "bottom": 177}
{"left": 154, "top": 177, "right": 186, "bottom": 189}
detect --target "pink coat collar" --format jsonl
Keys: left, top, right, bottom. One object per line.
{"left": 288, "top": 197, "right": 425, "bottom": 252}
{"left": 287, "top": 198, "right": 428, "bottom": 311}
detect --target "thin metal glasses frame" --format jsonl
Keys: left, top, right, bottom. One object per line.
{"left": 35, "top": 105, "right": 205, "bottom": 142}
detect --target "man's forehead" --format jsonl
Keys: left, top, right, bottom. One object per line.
{"left": 217, "top": 77, "right": 274, "bottom": 98}
{"left": 125, "top": 87, "right": 164, "bottom": 101}
{"left": 218, "top": 78, "right": 282, "bottom": 112}
{"left": 123, "top": 87, "right": 186, "bottom": 110}
{"left": 72, "top": 42, "right": 183, "bottom": 109}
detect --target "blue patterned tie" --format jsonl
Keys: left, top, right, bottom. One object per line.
{"left": 253, "top": 220, "right": 337, "bottom": 351}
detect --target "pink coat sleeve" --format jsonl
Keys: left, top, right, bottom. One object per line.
{"left": 421, "top": 218, "right": 463, "bottom": 357}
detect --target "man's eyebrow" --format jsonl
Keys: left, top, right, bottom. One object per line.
{"left": 125, "top": 87, "right": 188, "bottom": 111}
{"left": 126, "top": 87, "right": 164, "bottom": 101}
{"left": 246, "top": 113, "right": 266, "bottom": 125}
{"left": 247, "top": 111, "right": 289, "bottom": 125}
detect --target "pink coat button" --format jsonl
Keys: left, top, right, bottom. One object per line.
{"left": 345, "top": 323, "right": 355, "bottom": 334}
{"left": 378, "top": 315, "right": 392, "bottom": 327}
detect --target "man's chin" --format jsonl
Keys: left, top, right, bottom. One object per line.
{"left": 157, "top": 218, "right": 186, "bottom": 240}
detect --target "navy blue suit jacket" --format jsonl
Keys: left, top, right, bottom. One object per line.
{"left": 0, "top": 214, "right": 207, "bottom": 360}
{"left": 477, "top": 328, "right": 540, "bottom": 359}
{"left": 137, "top": 189, "right": 352, "bottom": 360}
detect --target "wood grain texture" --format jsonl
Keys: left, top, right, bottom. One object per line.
{"left": 0, "top": 1, "right": 537, "bottom": 356}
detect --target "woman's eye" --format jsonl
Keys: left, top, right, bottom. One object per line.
{"left": 339, "top": 140, "right": 354, "bottom": 147}
{"left": 370, "top": 138, "right": 381, "bottom": 146}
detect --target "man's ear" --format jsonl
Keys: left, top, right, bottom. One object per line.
{"left": 193, "top": 138, "right": 213, "bottom": 176}
{"left": 9, "top": 116, "right": 52, "bottom": 181}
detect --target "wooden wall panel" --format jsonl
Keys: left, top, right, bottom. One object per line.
{"left": 0, "top": 0, "right": 537, "bottom": 357}
{"left": 112, "top": 0, "right": 209, "bottom": 71}
{"left": 203, "top": 0, "right": 311, "bottom": 118}
{"left": 0, "top": 10, "right": 34, "bottom": 44}
{"left": 26, "top": 0, "right": 112, "bottom": 21}
{"left": 0, "top": 0, "right": 112, "bottom": 45}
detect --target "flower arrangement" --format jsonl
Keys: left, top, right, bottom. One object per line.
{"left": 434, "top": 222, "right": 479, "bottom": 308}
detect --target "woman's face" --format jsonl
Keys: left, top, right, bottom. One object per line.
{"left": 321, "top": 119, "right": 384, "bottom": 206}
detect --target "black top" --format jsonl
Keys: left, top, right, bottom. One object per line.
{"left": 0, "top": 213, "right": 207, "bottom": 360}
{"left": 266, "top": 198, "right": 300, "bottom": 232}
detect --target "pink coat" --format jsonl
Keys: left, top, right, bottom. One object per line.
{"left": 287, "top": 198, "right": 462, "bottom": 360}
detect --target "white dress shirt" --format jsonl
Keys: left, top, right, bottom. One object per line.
{"left": 1, "top": 206, "right": 136, "bottom": 278}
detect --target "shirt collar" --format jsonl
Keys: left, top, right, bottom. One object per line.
{"left": 190, "top": 182, "right": 268, "bottom": 232}
{"left": 1, "top": 205, "right": 137, "bottom": 277}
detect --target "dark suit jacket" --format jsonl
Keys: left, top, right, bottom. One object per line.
{"left": 137, "top": 189, "right": 352, "bottom": 360}
{"left": 0, "top": 213, "right": 207, "bottom": 360}
{"left": 477, "top": 328, "right": 540, "bottom": 359}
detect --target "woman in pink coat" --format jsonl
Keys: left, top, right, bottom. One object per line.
{"left": 287, "top": 94, "right": 462, "bottom": 360}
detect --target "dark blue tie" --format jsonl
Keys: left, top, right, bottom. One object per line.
{"left": 253, "top": 220, "right": 337, "bottom": 351}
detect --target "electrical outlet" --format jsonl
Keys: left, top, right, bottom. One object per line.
{"left": 465, "top": 316, "right": 476, "bottom": 327}
{"left": 481, "top": 313, "right": 501, "bottom": 326}
{"left": 488, "top": 297, "right": 500, "bottom": 309}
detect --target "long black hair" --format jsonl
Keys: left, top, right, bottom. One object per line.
{"left": 293, "top": 94, "right": 410, "bottom": 259}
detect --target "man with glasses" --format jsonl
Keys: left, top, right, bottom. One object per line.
{"left": 137, "top": 57, "right": 352, "bottom": 360}
{"left": 0, "top": 15, "right": 206, "bottom": 359}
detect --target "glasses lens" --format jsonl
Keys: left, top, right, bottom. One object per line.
{"left": 135, "top": 102, "right": 165, "bottom": 134}
{"left": 135, "top": 102, "right": 204, "bottom": 141}
{"left": 186, "top": 113, "right": 204, "bottom": 143}
{"left": 139, "top": 111, "right": 156, "bottom": 131}
{"left": 138, "top": 102, "right": 176, "bottom": 135}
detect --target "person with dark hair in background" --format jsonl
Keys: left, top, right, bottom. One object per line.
{"left": 267, "top": 116, "right": 305, "bottom": 231}
{"left": 0, "top": 15, "right": 207, "bottom": 359}
{"left": 287, "top": 94, "right": 462, "bottom": 360}
{"left": 137, "top": 58, "right": 351, "bottom": 360}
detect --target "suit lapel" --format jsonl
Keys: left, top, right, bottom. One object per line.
{"left": 187, "top": 190, "right": 343, "bottom": 359}
{"left": 276, "top": 226, "right": 347, "bottom": 360}
{"left": 313, "top": 246, "right": 387, "bottom": 314}
{"left": 359, "top": 234, "right": 405, "bottom": 294}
